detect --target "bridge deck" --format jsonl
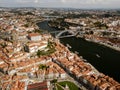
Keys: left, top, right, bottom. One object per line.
{"left": 56, "top": 35, "right": 75, "bottom": 38}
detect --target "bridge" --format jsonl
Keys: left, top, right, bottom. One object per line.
{"left": 41, "top": 26, "right": 120, "bottom": 39}
{"left": 48, "top": 30, "right": 85, "bottom": 38}
{"left": 34, "top": 16, "right": 63, "bottom": 23}
{"left": 42, "top": 16, "right": 63, "bottom": 21}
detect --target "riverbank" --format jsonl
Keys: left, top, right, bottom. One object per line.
{"left": 84, "top": 37, "right": 120, "bottom": 52}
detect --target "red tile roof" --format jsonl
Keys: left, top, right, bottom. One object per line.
{"left": 28, "top": 33, "right": 40, "bottom": 37}
{"left": 27, "top": 81, "right": 48, "bottom": 90}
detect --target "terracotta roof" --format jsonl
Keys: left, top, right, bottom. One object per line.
{"left": 28, "top": 33, "right": 40, "bottom": 37}
{"left": 27, "top": 81, "right": 48, "bottom": 90}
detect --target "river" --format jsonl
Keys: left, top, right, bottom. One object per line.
{"left": 37, "top": 21, "right": 120, "bottom": 83}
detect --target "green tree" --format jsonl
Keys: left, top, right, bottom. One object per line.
{"left": 94, "top": 21, "right": 108, "bottom": 29}
{"left": 38, "top": 64, "right": 49, "bottom": 80}
{"left": 37, "top": 50, "right": 41, "bottom": 57}
{"left": 24, "top": 23, "right": 29, "bottom": 27}
{"left": 0, "top": 43, "right": 7, "bottom": 48}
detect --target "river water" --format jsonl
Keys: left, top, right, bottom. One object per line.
{"left": 37, "top": 21, "right": 120, "bottom": 83}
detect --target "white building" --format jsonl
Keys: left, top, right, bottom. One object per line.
{"left": 25, "top": 41, "right": 48, "bottom": 53}
{"left": 28, "top": 33, "right": 41, "bottom": 41}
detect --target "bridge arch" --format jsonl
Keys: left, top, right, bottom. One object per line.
{"left": 49, "top": 29, "right": 83, "bottom": 38}
{"left": 55, "top": 30, "right": 75, "bottom": 38}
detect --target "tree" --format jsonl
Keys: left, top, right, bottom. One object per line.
{"left": 36, "top": 41, "right": 56, "bottom": 57}
{"left": 51, "top": 79, "right": 58, "bottom": 90}
{"left": 39, "top": 64, "right": 49, "bottom": 70}
{"left": 38, "top": 64, "right": 49, "bottom": 80}
{"left": 24, "top": 23, "right": 29, "bottom": 27}
{"left": 51, "top": 79, "right": 58, "bottom": 84}
{"left": 0, "top": 43, "right": 7, "bottom": 48}
{"left": 37, "top": 50, "right": 41, "bottom": 57}
{"left": 47, "top": 40, "right": 54, "bottom": 48}
{"left": 94, "top": 21, "right": 108, "bottom": 29}
{"left": 94, "top": 21, "right": 102, "bottom": 28}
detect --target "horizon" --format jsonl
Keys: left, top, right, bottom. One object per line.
{"left": 0, "top": 6, "right": 120, "bottom": 10}
{"left": 0, "top": 0, "right": 120, "bottom": 9}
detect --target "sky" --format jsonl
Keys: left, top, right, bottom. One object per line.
{"left": 0, "top": 0, "right": 120, "bottom": 9}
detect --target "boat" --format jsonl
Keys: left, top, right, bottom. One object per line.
{"left": 96, "top": 54, "right": 100, "bottom": 58}
{"left": 66, "top": 44, "right": 72, "bottom": 48}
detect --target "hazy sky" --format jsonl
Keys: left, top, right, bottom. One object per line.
{"left": 0, "top": 0, "right": 120, "bottom": 9}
